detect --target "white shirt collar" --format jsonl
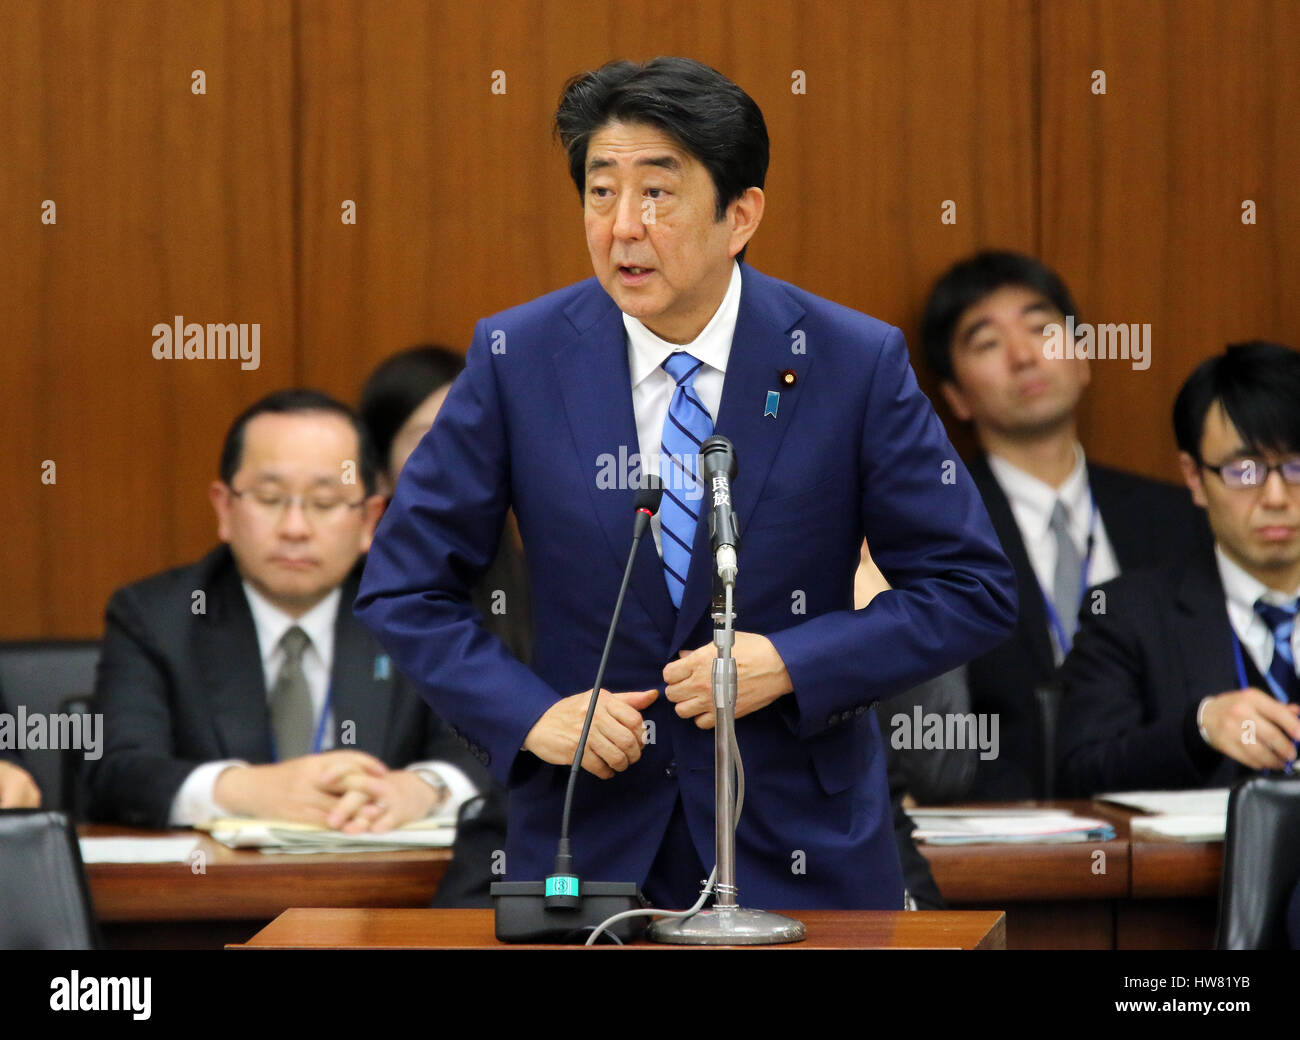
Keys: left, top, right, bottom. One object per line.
{"left": 987, "top": 441, "right": 1092, "bottom": 540}
{"left": 624, "top": 261, "right": 742, "bottom": 389}
{"left": 241, "top": 580, "right": 339, "bottom": 671}
{"left": 1215, "top": 543, "right": 1300, "bottom": 613}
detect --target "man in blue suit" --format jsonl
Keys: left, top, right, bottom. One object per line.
{"left": 355, "top": 57, "right": 1016, "bottom": 910}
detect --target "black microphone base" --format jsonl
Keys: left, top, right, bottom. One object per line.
{"left": 490, "top": 881, "right": 649, "bottom": 944}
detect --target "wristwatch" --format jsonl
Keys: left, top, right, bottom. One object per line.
{"left": 413, "top": 769, "right": 451, "bottom": 810}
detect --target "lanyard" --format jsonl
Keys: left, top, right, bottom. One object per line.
{"left": 1230, "top": 631, "right": 1295, "bottom": 774}
{"left": 1039, "top": 496, "right": 1098, "bottom": 660}
{"left": 269, "top": 684, "right": 333, "bottom": 761}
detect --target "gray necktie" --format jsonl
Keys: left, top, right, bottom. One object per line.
{"left": 270, "top": 626, "right": 313, "bottom": 760}
{"left": 1050, "top": 500, "right": 1082, "bottom": 650}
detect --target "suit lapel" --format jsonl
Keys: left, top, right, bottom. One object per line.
{"left": 554, "top": 287, "right": 677, "bottom": 646}
{"left": 329, "top": 565, "right": 393, "bottom": 758}
{"left": 970, "top": 456, "right": 1056, "bottom": 676}
{"left": 196, "top": 549, "right": 275, "bottom": 762}
{"left": 1173, "top": 551, "right": 1238, "bottom": 701}
{"left": 670, "top": 266, "right": 811, "bottom": 649}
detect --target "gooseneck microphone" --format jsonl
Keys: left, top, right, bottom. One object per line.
{"left": 491, "top": 476, "right": 664, "bottom": 943}
{"left": 700, "top": 435, "right": 740, "bottom": 587}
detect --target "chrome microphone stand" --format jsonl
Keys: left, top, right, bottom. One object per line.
{"left": 647, "top": 566, "right": 806, "bottom": 945}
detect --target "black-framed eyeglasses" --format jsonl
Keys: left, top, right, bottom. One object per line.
{"left": 229, "top": 487, "right": 368, "bottom": 522}
{"left": 1201, "top": 456, "right": 1300, "bottom": 489}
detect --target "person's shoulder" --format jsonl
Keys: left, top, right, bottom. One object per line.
{"left": 477, "top": 277, "right": 611, "bottom": 337}
{"left": 743, "top": 265, "right": 900, "bottom": 347}
{"left": 109, "top": 545, "right": 236, "bottom": 610}
{"left": 1089, "top": 461, "right": 1192, "bottom": 507}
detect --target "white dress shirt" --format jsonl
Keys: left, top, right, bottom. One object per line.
{"left": 1215, "top": 544, "right": 1300, "bottom": 685}
{"left": 168, "top": 582, "right": 476, "bottom": 825}
{"left": 624, "top": 261, "right": 741, "bottom": 555}
{"left": 986, "top": 443, "right": 1121, "bottom": 662}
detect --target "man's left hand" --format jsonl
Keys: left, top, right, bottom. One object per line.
{"left": 663, "top": 631, "right": 793, "bottom": 729}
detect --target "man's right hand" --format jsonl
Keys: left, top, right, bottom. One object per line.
{"left": 0, "top": 761, "right": 41, "bottom": 809}
{"left": 1200, "top": 687, "right": 1300, "bottom": 770}
{"left": 212, "top": 749, "right": 389, "bottom": 825}
{"left": 523, "top": 689, "right": 658, "bottom": 778}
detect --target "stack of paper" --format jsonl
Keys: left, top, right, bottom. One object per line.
{"left": 905, "top": 808, "right": 1116, "bottom": 845}
{"left": 199, "top": 816, "right": 456, "bottom": 854}
{"left": 1099, "top": 788, "right": 1230, "bottom": 842}
{"left": 79, "top": 836, "right": 200, "bottom": 864}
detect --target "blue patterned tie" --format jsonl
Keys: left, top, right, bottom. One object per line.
{"left": 659, "top": 352, "right": 713, "bottom": 608}
{"left": 1254, "top": 599, "right": 1300, "bottom": 704}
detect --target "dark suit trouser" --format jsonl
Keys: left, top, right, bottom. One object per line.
{"left": 641, "top": 795, "right": 708, "bottom": 909}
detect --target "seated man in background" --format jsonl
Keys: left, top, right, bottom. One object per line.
{"left": 84, "top": 389, "right": 487, "bottom": 831}
{"left": 0, "top": 682, "right": 41, "bottom": 809}
{"left": 920, "top": 250, "right": 1207, "bottom": 798}
{"left": 359, "top": 345, "right": 531, "bottom": 664}
{"left": 1060, "top": 342, "right": 1300, "bottom": 794}
{"left": 360, "top": 346, "right": 532, "bottom": 904}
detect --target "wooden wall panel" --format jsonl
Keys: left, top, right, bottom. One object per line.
{"left": 295, "top": 0, "right": 1037, "bottom": 422}
{"left": 0, "top": 0, "right": 295, "bottom": 637}
{"left": 1040, "top": 0, "right": 1300, "bottom": 482}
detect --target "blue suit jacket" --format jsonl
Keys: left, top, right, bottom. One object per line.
{"left": 355, "top": 264, "right": 1016, "bottom": 909}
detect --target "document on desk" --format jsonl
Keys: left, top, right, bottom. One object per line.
{"left": 78, "top": 836, "right": 200, "bottom": 864}
{"left": 905, "top": 809, "right": 1116, "bottom": 845}
{"left": 200, "top": 816, "right": 456, "bottom": 853}
{"left": 1099, "top": 788, "right": 1230, "bottom": 841}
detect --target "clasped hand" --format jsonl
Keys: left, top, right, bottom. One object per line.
{"left": 523, "top": 632, "right": 792, "bottom": 778}
{"left": 213, "top": 749, "right": 445, "bottom": 834}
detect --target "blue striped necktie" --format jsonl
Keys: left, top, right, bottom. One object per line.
{"left": 658, "top": 351, "right": 713, "bottom": 608}
{"left": 1254, "top": 599, "right": 1300, "bottom": 704}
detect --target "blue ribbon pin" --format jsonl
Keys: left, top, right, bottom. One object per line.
{"left": 764, "top": 391, "right": 780, "bottom": 418}
{"left": 374, "top": 654, "right": 391, "bottom": 680}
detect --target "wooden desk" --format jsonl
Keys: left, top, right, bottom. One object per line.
{"left": 80, "top": 825, "right": 450, "bottom": 948}
{"left": 232, "top": 908, "right": 1006, "bottom": 950}
{"left": 917, "top": 801, "right": 1222, "bottom": 950}
{"left": 81, "top": 800, "right": 1223, "bottom": 951}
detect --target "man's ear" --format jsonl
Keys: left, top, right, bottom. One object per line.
{"left": 726, "top": 187, "right": 765, "bottom": 259}
{"left": 939, "top": 379, "right": 973, "bottom": 423}
{"left": 1177, "top": 451, "right": 1208, "bottom": 508}
{"left": 357, "top": 494, "right": 387, "bottom": 554}
{"left": 209, "top": 481, "right": 233, "bottom": 542}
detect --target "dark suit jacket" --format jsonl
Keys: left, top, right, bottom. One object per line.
{"left": 357, "top": 264, "right": 1017, "bottom": 909}
{"left": 966, "top": 456, "right": 1210, "bottom": 799}
{"left": 1057, "top": 545, "right": 1264, "bottom": 796}
{"left": 0, "top": 681, "right": 22, "bottom": 767}
{"left": 84, "top": 545, "right": 489, "bottom": 828}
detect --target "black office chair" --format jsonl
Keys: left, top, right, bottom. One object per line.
{"left": 0, "top": 640, "right": 101, "bottom": 816}
{"left": 1215, "top": 776, "right": 1300, "bottom": 949}
{"left": 0, "top": 810, "right": 99, "bottom": 949}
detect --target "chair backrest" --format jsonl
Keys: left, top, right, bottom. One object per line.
{"left": 0, "top": 810, "right": 98, "bottom": 949}
{"left": 1034, "top": 682, "right": 1063, "bottom": 799}
{"left": 1215, "top": 776, "right": 1300, "bottom": 949}
{"left": 0, "top": 641, "right": 101, "bottom": 814}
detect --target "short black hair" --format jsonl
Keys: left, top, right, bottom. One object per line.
{"left": 359, "top": 345, "right": 465, "bottom": 473}
{"left": 1173, "top": 341, "right": 1300, "bottom": 464}
{"left": 219, "top": 388, "right": 378, "bottom": 496}
{"left": 921, "top": 250, "right": 1079, "bottom": 382}
{"left": 554, "top": 57, "right": 769, "bottom": 264}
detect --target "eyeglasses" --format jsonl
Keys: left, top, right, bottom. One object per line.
{"left": 230, "top": 487, "right": 367, "bottom": 523}
{"left": 1201, "top": 456, "right": 1300, "bottom": 489}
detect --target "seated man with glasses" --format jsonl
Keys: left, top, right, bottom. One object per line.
{"left": 84, "top": 389, "right": 487, "bottom": 831}
{"left": 1059, "top": 342, "right": 1300, "bottom": 795}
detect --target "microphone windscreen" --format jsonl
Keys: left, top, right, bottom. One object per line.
{"left": 635, "top": 474, "right": 664, "bottom": 516}
{"left": 700, "top": 435, "right": 738, "bottom": 480}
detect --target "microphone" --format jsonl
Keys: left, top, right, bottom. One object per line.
{"left": 491, "top": 474, "right": 663, "bottom": 943}
{"left": 700, "top": 436, "right": 739, "bottom": 586}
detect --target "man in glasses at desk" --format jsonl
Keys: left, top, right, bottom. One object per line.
{"left": 85, "top": 390, "right": 486, "bottom": 831}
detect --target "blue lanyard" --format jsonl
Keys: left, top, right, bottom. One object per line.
{"left": 269, "top": 684, "right": 333, "bottom": 761}
{"left": 1230, "top": 631, "right": 1295, "bottom": 774}
{"left": 1039, "top": 497, "right": 1098, "bottom": 659}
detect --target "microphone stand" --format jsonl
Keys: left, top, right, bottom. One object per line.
{"left": 647, "top": 569, "right": 806, "bottom": 945}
